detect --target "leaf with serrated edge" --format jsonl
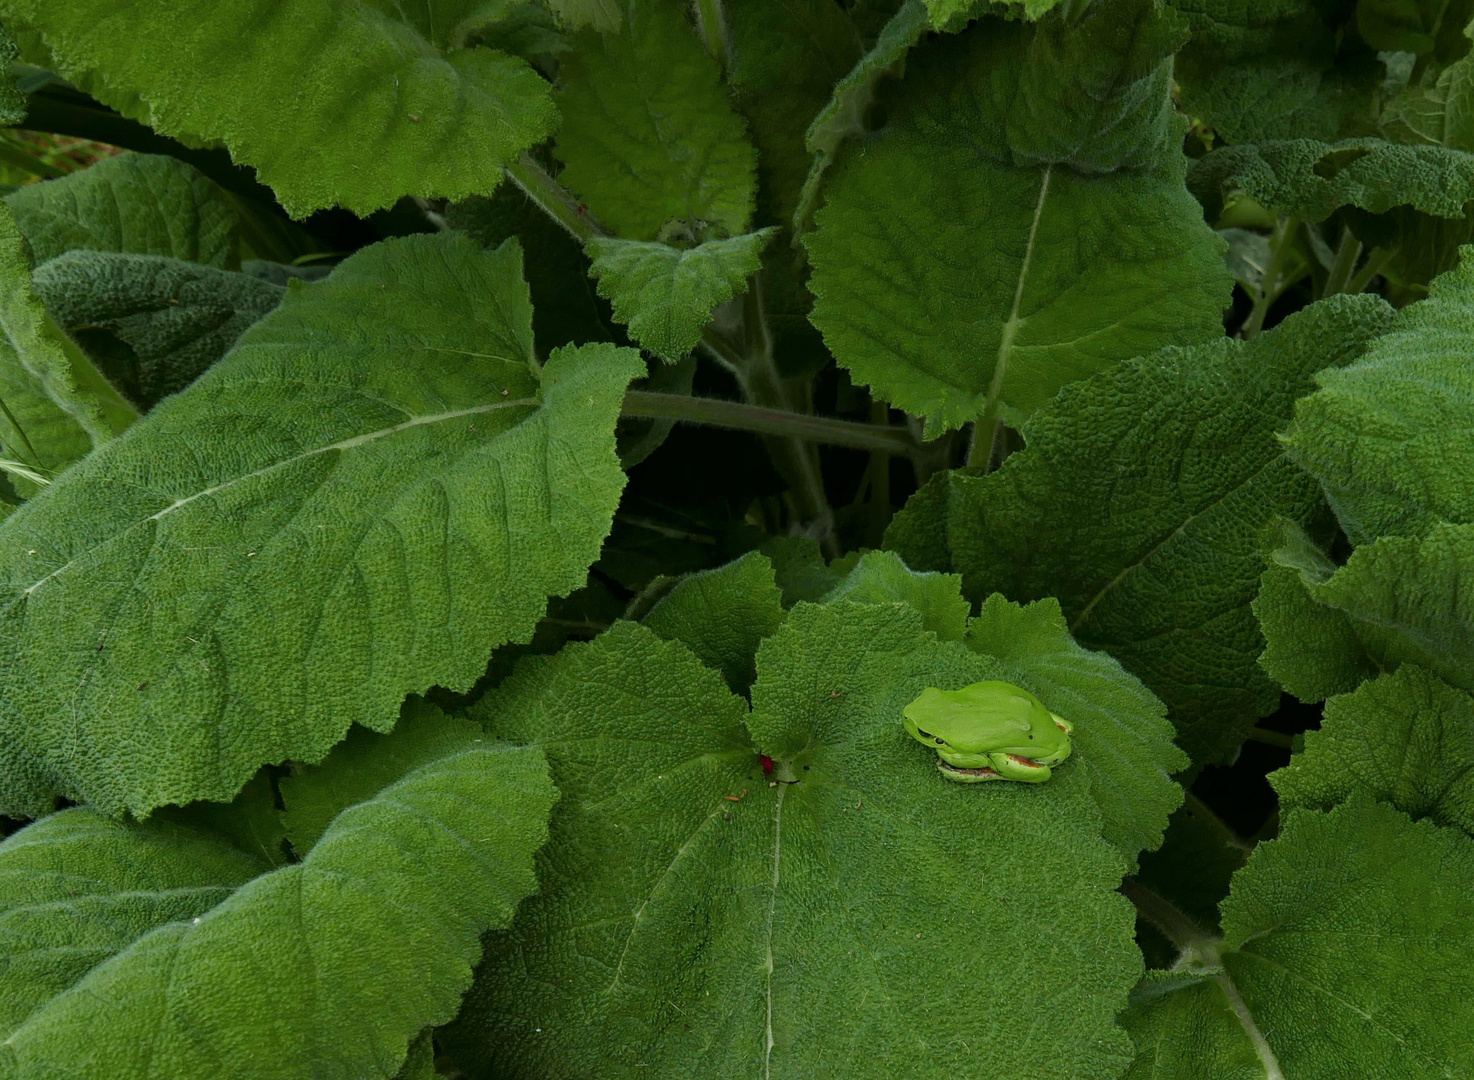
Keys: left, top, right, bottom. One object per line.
{"left": 1273, "top": 665, "right": 1474, "bottom": 836}
{"left": 1287, "top": 245, "right": 1474, "bottom": 543}
{"left": 1189, "top": 138, "right": 1474, "bottom": 225}
{"left": 0, "top": 707, "right": 555, "bottom": 1080}
{"left": 5, "top": 152, "right": 240, "bottom": 268}
{"left": 804, "top": 0, "right": 1230, "bottom": 435}
{"left": 450, "top": 608, "right": 1139, "bottom": 1079}
{"left": 0, "top": 233, "right": 643, "bottom": 816}
{"left": 0, "top": 0, "right": 556, "bottom": 217}
{"left": 1124, "top": 799, "right": 1474, "bottom": 1079}
{"left": 819, "top": 549, "right": 969, "bottom": 641}
{"left": 554, "top": 0, "right": 758, "bottom": 240}
{"left": 944, "top": 295, "right": 1394, "bottom": 764}
{"left": 641, "top": 550, "right": 785, "bottom": 694}
{"left": 586, "top": 229, "right": 775, "bottom": 361}
{"left": 1253, "top": 522, "right": 1380, "bottom": 703}
{"left": 966, "top": 594, "right": 1186, "bottom": 863}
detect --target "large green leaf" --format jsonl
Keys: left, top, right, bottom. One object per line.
{"left": 1, "top": 0, "right": 556, "bottom": 217}
{"left": 586, "top": 229, "right": 775, "bottom": 361}
{"left": 1287, "top": 246, "right": 1474, "bottom": 543}
{"left": 0, "top": 201, "right": 135, "bottom": 502}
{"left": 0, "top": 707, "right": 555, "bottom": 1079}
{"left": 1122, "top": 799, "right": 1474, "bottom": 1079}
{"left": 1272, "top": 665, "right": 1474, "bottom": 835}
{"left": 1188, "top": 138, "right": 1474, "bottom": 225}
{"left": 938, "top": 295, "right": 1394, "bottom": 763}
{"left": 0, "top": 233, "right": 643, "bottom": 816}
{"left": 804, "top": 0, "right": 1231, "bottom": 435}
{"left": 819, "top": 549, "right": 969, "bottom": 641}
{"left": 4, "top": 152, "right": 240, "bottom": 268}
{"left": 449, "top": 607, "right": 1141, "bottom": 1079}
{"left": 553, "top": 0, "right": 759, "bottom": 240}
{"left": 966, "top": 594, "right": 1186, "bottom": 863}
{"left": 32, "top": 250, "right": 283, "bottom": 407}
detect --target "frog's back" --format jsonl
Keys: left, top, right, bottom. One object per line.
{"left": 906, "top": 680, "right": 1046, "bottom": 744}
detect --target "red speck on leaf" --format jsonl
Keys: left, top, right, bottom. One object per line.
{"left": 760, "top": 755, "right": 774, "bottom": 775}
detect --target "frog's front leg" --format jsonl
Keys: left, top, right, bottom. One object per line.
{"left": 986, "top": 752, "right": 1053, "bottom": 783}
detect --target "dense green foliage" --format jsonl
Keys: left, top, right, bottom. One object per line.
{"left": 0, "top": 0, "right": 1469, "bottom": 1076}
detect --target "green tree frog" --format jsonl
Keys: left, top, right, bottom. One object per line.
{"left": 902, "top": 680, "right": 1073, "bottom": 783}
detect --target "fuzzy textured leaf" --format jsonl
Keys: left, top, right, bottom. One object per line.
{"left": 554, "top": 0, "right": 759, "bottom": 240}
{"left": 640, "top": 550, "right": 786, "bottom": 693}
{"left": 1, "top": 0, "right": 556, "bottom": 216}
{"left": 586, "top": 229, "right": 775, "bottom": 361}
{"left": 4, "top": 152, "right": 240, "bottom": 268}
{"left": 1125, "top": 799, "right": 1474, "bottom": 1079}
{"left": 805, "top": 0, "right": 1231, "bottom": 434}
{"left": 1273, "top": 665, "right": 1474, "bottom": 835}
{"left": 0, "top": 234, "right": 643, "bottom": 816}
{"left": 0, "top": 713, "right": 555, "bottom": 1080}
{"left": 33, "top": 250, "right": 283, "bottom": 406}
{"left": 1287, "top": 247, "right": 1474, "bottom": 543}
{"left": 450, "top": 607, "right": 1140, "bottom": 1079}
{"left": 941, "top": 295, "right": 1394, "bottom": 763}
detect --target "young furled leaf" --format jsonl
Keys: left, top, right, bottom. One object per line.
{"left": 1253, "top": 521, "right": 1380, "bottom": 702}
{"left": 449, "top": 608, "right": 1141, "bottom": 1080}
{"left": 0, "top": 0, "right": 556, "bottom": 217}
{"left": 805, "top": 0, "right": 1231, "bottom": 435}
{"left": 586, "top": 229, "right": 776, "bottom": 361}
{"left": 0, "top": 709, "right": 555, "bottom": 1080}
{"left": 32, "top": 250, "right": 283, "bottom": 406}
{"left": 1296, "top": 523, "right": 1474, "bottom": 695}
{"left": 554, "top": 0, "right": 759, "bottom": 240}
{"left": 0, "top": 201, "right": 136, "bottom": 504}
{"left": 941, "top": 295, "right": 1394, "bottom": 763}
{"left": 818, "top": 548, "right": 969, "bottom": 641}
{"left": 791, "top": 0, "right": 929, "bottom": 235}
{"left": 1286, "top": 247, "right": 1474, "bottom": 543}
{"left": 1272, "top": 665, "right": 1474, "bottom": 835}
{"left": 640, "top": 550, "right": 786, "bottom": 694}
{"left": 0, "top": 234, "right": 643, "bottom": 816}
{"left": 966, "top": 594, "right": 1186, "bottom": 864}
{"left": 4, "top": 152, "right": 241, "bottom": 268}
{"left": 1123, "top": 799, "right": 1474, "bottom": 1080}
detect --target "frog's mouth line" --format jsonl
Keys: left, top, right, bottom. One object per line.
{"left": 936, "top": 762, "right": 1001, "bottom": 780}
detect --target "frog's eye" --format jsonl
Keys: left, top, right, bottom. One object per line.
{"left": 915, "top": 728, "right": 947, "bottom": 745}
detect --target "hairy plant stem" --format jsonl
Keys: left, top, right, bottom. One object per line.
{"left": 1320, "top": 223, "right": 1363, "bottom": 298}
{"left": 622, "top": 391, "right": 918, "bottom": 456}
{"left": 1241, "top": 215, "right": 1302, "bottom": 339}
{"left": 1245, "top": 726, "right": 1294, "bottom": 750}
{"left": 1182, "top": 790, "right": 1254, "bottom": 852}
{"left": 692, "top": 0, "right": 731, "bottom": 70}
{"left": 1119, "top": 878, "right": 1218, "bottom": 958}
{"left": 505, "top": 153, "right": 608, "bottom": 243}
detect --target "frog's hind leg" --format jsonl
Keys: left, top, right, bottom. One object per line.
{"left": 935, "top": 759, "right": 1002, "bottom": 783}
{"left": 987, "top": 753, "right": 1053, "bottom": 783}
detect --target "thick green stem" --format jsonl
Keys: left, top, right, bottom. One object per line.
{"left": 1320, "top": 224, "right": 1363, "bottom": 298}
{"left": 1347, "top": 246, "right": 1395, "bottom": 295}
{"left": 1241, "top": 216, "right": 1302, "bottom": 339}
{"left": 504, "top": 153, "right": 609, "bottom": 243}
{"left": 691, "top": 0, "right": 730, "bottom": 70}
{"left": 1119, "top": 878, "right": 1217, "bottom": 956}
{"left": 867, "top": 399, "right": 893, "bottom": 546}
{"left": 1182, "top": 791, "right": 1254, "bottom": 852}
{"left": 1245, "top": 727, "right": 1294, "bottom": 750}
{"left": 622, "top": 391, "right": 918, "bottom": 455}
